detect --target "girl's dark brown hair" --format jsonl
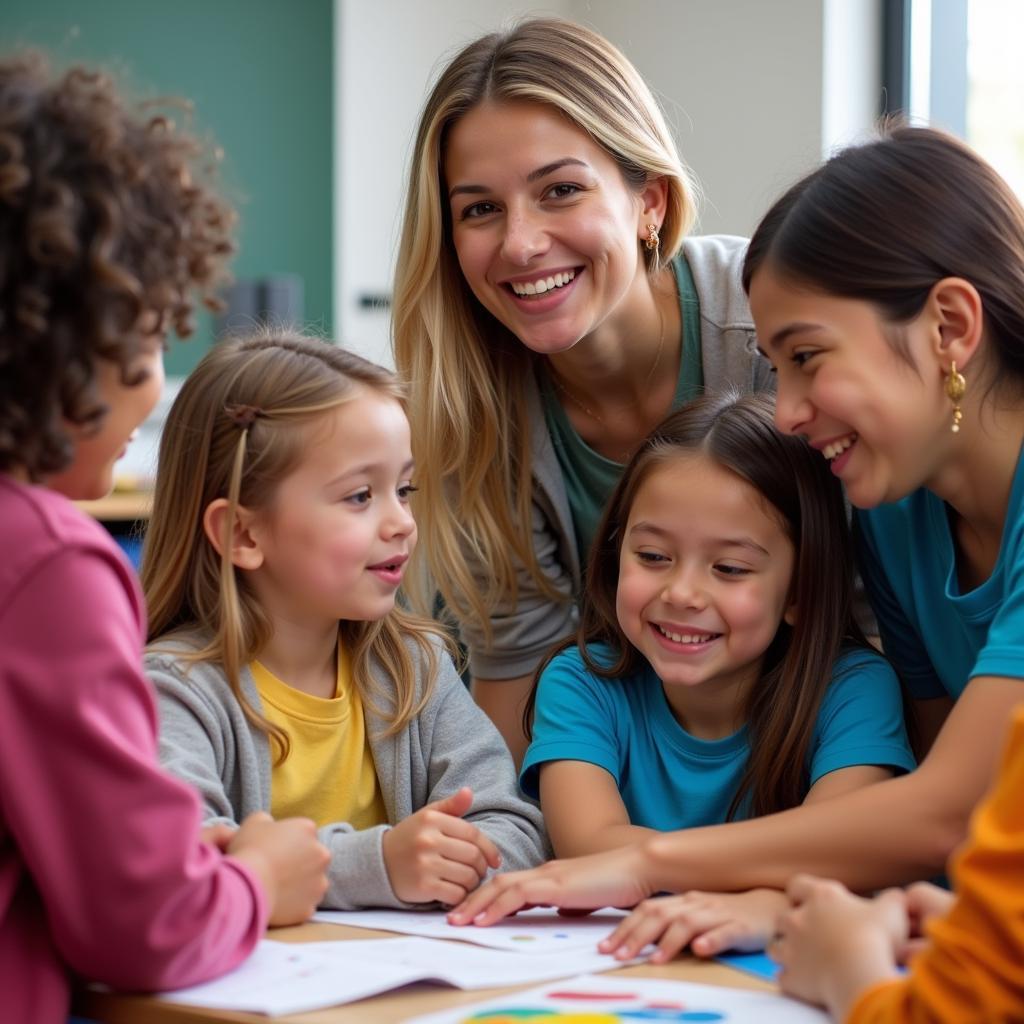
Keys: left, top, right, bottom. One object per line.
{"left": 0, "top": 52, "right": 235, "bottom": 480}
{"left": 742, "top": 124, "right": 1024, "bottom": 386}
{"left": 526, "top": 390, "right": 871, "bottom": 819}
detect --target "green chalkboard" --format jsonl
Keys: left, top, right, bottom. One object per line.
{"left": 0, "top": 0, "right": 333, "bottom": 377}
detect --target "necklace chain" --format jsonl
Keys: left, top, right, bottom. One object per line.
{"left": 549, "top": 300, "right": 668, "bottom": 428}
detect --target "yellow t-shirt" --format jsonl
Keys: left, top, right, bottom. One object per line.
{"left": 250, "top": 647, "right": 388, "bottom": 829}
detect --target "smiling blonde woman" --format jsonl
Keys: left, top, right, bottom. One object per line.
{"left": 393, "top": 18, "right": 772, "bottom": 761}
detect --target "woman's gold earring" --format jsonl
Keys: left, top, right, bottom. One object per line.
{"left": 644, "top": 223, "right": 660, "bottom": 253}
{"left": 945, "top": 361, "right": 966, "bottom": 433}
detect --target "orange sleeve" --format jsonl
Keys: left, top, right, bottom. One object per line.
{"left": 846, "top": 707, "right": 1024, "bottom": 1024}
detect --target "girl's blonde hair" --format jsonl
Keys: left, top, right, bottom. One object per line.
{"left": 393, "top": 17, "right": 698, "bottom": 644}
{"left": 142, "top": 331, "right": 446, "bottom": 761}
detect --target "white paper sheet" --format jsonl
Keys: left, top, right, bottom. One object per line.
{"left": 155, "top": 933, "right": 635, "bottom": 1016}
{"left": 405, "top": 972, "right": 831, "bottom": 1024}
{"left": 312, "top": 905, "right": 629, "bottom": 953}
{"left": 302, "top": 936, "right": 635, "bottom": 988}
{"left": 156, "top": 940, "right": 425, "bottom": 1016}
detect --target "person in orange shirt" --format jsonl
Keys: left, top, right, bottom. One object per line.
{"left": 771, "top": 705, "right": 1024, "bottom": 1021}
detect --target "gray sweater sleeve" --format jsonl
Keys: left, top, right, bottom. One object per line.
{"left": 316, "top": 821, "right": 404, "bottom": 910}
{"left": 148, "top": 649, "right": 263, "bottom": 827}
{"left": 427, "top": 655, "right": 550, "bottom": 872}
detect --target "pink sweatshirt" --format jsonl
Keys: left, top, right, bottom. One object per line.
{"left": 0, "top": 476, "right": 266, "bottom": 1022}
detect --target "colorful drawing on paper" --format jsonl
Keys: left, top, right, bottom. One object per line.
{"left": 458, "top": 986, "right": 728, "bottom": 1022}
{"left": 408, "top": 973, "right": 830, "bottom": 1024}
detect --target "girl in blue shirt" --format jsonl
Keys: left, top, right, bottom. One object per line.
{"left": 518, "top": 390, "right": 913, "bottom": 956}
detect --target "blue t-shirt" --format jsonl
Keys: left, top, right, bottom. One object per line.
{"left": 520, "top": 643, "right": 915, "bottom": 830}
{"left": 855, "top": 444, "right": 1024, "bottom": 701}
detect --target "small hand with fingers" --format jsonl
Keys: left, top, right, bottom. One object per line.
{"left": 769, "top": 874, "right": 907, "bottom": 1017}
{"left": 382, "top": 787, "right": 501, "bottom": 905}
{"left": 599, "top": 888, "right": 790, "bottom": 964}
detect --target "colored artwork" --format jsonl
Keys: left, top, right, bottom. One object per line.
{"left": 406, "top": 973, "right": 830, "bottom": 1024}
{"left": 463, "top": 1005, "right": 727, "bottom": 1022}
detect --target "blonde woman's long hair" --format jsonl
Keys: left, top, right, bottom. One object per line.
{"left": 142, "top": 331, "right": 446, "bottom": 761}
{"left": 392, "top": 17, "right": 698, "bottom": 648}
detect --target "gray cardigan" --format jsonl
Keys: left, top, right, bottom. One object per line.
{"left": 463, "top": 234, "right": 774, "bottom": 679}
{"left": 146, "top": 632, "right": 548, "bottom": 910}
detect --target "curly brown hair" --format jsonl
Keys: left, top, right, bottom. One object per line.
{"left": 0, "top": 52, "right": 236, "bottom": 480}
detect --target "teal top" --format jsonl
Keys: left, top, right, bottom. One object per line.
{"left": 856, "top": 442, "right": 1024, "bottom": 700}
{"left": 540, "top": 255, "right": 705, "bottom": 563}
{"left": 520, "top": 643, "right": 915, "bottom": 829}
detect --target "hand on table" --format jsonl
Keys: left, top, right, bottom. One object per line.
{"left": 228, "top": 812, "right": 330, "bottom": 926}
{"left": 447, "top": 843, "right": 654, "bottom": 927}
{"left": 599, "top": 888, "right": 790, "bottom": 963}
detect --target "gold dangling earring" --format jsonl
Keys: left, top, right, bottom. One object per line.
{"left": 945, "top": 361, "right": 966, "bottom": 433}
{"left": 644, "top": 223, "right": 660, "bottom": 253}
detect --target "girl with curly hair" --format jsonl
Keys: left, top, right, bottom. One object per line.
{"left": 0, "top": 53, "right": 328, "bottom": 1022}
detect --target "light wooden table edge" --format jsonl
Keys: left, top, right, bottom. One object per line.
{"left": 75, "top": 491, "right": 153, "bottom": 521}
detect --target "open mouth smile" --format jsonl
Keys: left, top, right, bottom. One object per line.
{"left": 822, "top": 433, "right": 857, "bottom": 460}
{"left": 651, "top": 623, "right": 722, "bottom": 650}
{"left": 507, "top": 269, "right": 577, "bottom": 297}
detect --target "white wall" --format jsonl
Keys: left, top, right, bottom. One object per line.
{"left": 335, "top": 0, "right": 881, "bottom": 364}
{"left": 581, "top": 0, "right": 826, "bottom": 236}
{"left": 335, "top": 0, "right": 573, "bottom": 365}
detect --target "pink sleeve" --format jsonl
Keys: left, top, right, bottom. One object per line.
{"left": 0, "top": 543, "right": 267, "bottom": 991}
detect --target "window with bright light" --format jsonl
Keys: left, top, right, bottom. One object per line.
{"left": 966, "top": 0, "right": 1024, "bottom": 196}
{"left": 893, "top": 0, "right": 1024, "bottom": 196}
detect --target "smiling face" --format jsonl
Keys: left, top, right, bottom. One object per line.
{"left": 615, "top": 453, "right": 796, "bottom": 717}
{"left": 748, "top": 264, "right": 955, "bottom": 509}
{"left": 444, "top": 99, "right": 657, "bottom": 355}
{"left": 245, "top": 390, "right": 417, "bottom": 629}
{"left": 47, "top": 337, "right": 165, "bottom": 500}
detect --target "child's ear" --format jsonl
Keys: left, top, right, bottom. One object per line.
{"left": 926, "top": 277, "right": 984, "bottom": 371}
{"left": 202, "top": 498, "right": 264, "bottom": 571}
{"left": 783, "top": 602, "right": 798, "bottom": 627}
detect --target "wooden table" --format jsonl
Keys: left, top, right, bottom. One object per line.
{"left": 75, "top": 491, "right": 153, "bottom": 522}
{"left": 76, "top": 921, "right": 773, "bottom": 1023}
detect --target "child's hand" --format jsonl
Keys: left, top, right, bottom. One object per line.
{"left": 382, "top": 787, "right": 501, "bottom": 905}
{"left": 199, "top": 822, "right": 237, "bottom": 851}
{"left": 770, "top": 875, "right": 907, "bottom": 1018}
{"left": 599, "top": 888, "right": 790, "bottom": 963}
{"left": 227, "top": 812, "right": 330, "bottom": 926}
{"left": 900, "top": 880, "right": 955, "bottom": 960}
{"left": 448, "top": 844, "right": 655, "bottom": 927}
